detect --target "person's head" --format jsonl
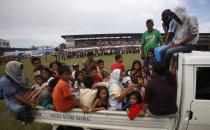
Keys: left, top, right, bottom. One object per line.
{"left": 171, "top": 6, "right": 187, "bottom": 25}
{"left": 162, "top": 9, "right": 173, "bottom": 27}
{"left": 72, "top": 63, "right": 79, "bottom": 71}
{"left": 122, "top": 77, "right": 131, "bottom": 88}
{"left": 89, "top": 66, "right": 98, "bottom": 77}
{"left": 115, "top": 54, "right": 123, "bottom": 63}
{"left": 131, "top": 60, "right": 142, "bottom": 71}
{"left": 129, "top": 91, "right": 142, "bottom": 105}
{"left": 87, "top": 52, "right": 94, "bottom": 60}
{"left": 49, "top": 61, "right": 61, "bottom": 71}
{"left": 147, "top": 48, "right": 155, "bottom": 59}
{"left": 81, "top": 68, "right": 87, "bottom": 77}
{"left": 97, "top": 59, "right": 104, "bottom": 70}
{"left": 41, "top": 67, "right": 51, "bottom": 81}
{"left": 31, "top": 57, "right": 41, "bottom": 69}
{"left": 84, "top": 76, "right": 94, "bottom": 89}
{"left": 34, "top": 75, "right": 43, "bottom": 86}
{"left": 58, "top": 65, "right": 72, "bottom": 81}
{"left": 75, "top": 70, "right": 84, "bottom": 82}
{"left": 96, "top": 86, "right": 108, "bottom": 100}
{"left": 110, "top": 69, "right": 124, "bottom": 82}
{"left": 152, "top": 62, "right": 166, "bottom": 77}
{"left": 101, "top": 71, "right": 110, "bottom": 79}
{"left": 5, "top": 61, "right": 23, "bottom": 81}
{"left": 146, "top": 19, "right": 154, "bottom": 32}
{"left": 141, "top": 69, "right": 148, "bottom": 78}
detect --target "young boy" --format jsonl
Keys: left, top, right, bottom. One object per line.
{"left": 24, "top": 75, "right": 44, "bottom": 102}
{"left": 89, "top": 66, "right": 103, "bottom": 83}
{"left": 96, "top": 59, "right": 105, "bottom": 77}
{"left": 110, "top": 54, "right": 125, "bottom": 72}
{"left": 31, "top": 57, "right": 43, "bottom": 76}
{"left": 154, "top": 9, "right": 177, "bottom": 62}
{"left": 53, "top": 65, "right": 89, "bottom": 112}
{"left": 71, "top": 63, "right": 79, "bottom": 79}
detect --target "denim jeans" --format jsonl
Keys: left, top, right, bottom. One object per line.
{"left": 164, "top": 44, "right": 194, "bottom": 67}
{"left": 15, "top": 106, "right": 34, "bottom": 124}
{"left": 154, "top": 44, "right": 172, "bottom": 62}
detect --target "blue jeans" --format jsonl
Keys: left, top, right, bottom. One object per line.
{"left": 154, "top": 45, "right": 171, "bottom": 62}
{"left": 164, "top": 44, "right": 194, "bottom": 67}
{"left": 4, "top": 95, "right": 34, "bottom": 123}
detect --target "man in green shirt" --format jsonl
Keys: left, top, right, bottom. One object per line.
{"left": 141, "top": 19, "right": 163, "bottom": 59}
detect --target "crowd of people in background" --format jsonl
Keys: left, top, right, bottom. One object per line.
{"left": 56, "top": 45, "right": 141, "bottom": 60}
{"left": 0, "top": 6, "right": 199, "bottom": 127}
{"left": 74, "top": 39, "right": 140, "bottom": 48}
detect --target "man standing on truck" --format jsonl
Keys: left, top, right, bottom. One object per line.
{"left": 163, "top": 6, "right": 199, "bottom": 68}
{"left": 140, "top": 19, "right": 163, "bottom": 59}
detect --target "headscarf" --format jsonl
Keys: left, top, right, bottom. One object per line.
{"left": 5, "top": 61, "right": 32, "bottom": 89}
{"left": 108, "top": 69, "right": 123, "bottom": 99}
{"left": 109, "top": 69, "right": 121, "bottom": 84}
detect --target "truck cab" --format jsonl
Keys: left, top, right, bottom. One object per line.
{"left": 177, "top": 51, "right": 210, "bottom": 130}
{"left": 34, "top": 51, "right": 210, "bottom": 130}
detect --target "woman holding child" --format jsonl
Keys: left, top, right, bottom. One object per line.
{"left": 108, "top": 69, "right": 134, "bottom": 110}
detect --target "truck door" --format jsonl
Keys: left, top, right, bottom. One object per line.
{"left": 187, "top": 67, "right": 210, "bottom": 130}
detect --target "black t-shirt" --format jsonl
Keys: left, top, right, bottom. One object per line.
{"left": 145, "top": 76, "right": 178, "bottom": 115}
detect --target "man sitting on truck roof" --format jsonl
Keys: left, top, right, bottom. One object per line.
{"left": 163, "top": 6, "right": 199, "bottom": 69}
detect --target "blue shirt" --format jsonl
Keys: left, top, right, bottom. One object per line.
{"left": 168, "top": 19, "right": 177, "bottom": 33}
{"left": 0, "top": 75, "right": 27, "bottom": 113}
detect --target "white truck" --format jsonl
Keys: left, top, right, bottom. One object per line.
{"left": 34, "top": 51, "right": 210, "bottom": 130}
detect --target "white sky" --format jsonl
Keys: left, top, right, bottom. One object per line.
{"left": 0, "top": 0, "right": 209, "bottom": 48}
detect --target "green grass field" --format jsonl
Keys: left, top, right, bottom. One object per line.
{"left": 0, "top": 53, "right": 141, "bottom": 130}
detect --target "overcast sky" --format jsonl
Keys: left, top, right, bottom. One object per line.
{"left": 0, "top": 0, "right": 210, "bottom": 48}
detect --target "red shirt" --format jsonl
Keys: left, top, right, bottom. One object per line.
{"left": 93, "top": 75, "right": 103, "bottom": 83}
{"left": 110, "top": 62, "right": 125, "bottom": 72}
{"left": 128, "top": 103, "right": 144, "bottom": 120}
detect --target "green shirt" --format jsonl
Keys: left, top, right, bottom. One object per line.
{"left": 141, "top": 29, "right": 162, "bottom": 56}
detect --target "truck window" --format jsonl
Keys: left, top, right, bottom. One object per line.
{"left": 196, "top": 67, "right": 210, "bottom": 100}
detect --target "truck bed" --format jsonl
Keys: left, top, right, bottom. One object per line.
{"left": 33, "top": 107, "right": 177, "bottom": 130}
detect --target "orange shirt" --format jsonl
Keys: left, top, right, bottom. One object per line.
{"left": 53, "top": 79, "right": 76, "bottom": 112}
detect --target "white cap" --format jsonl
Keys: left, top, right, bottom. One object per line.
{"left": 122, "top": 76, "right": 131, "bottom": 84}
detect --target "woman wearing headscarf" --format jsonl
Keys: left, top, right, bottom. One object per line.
{"left": 0, "top": 61, "right": 35, "bottom": 125}
{"left": 108, "top": 69, "right": 134, "bottom": 110}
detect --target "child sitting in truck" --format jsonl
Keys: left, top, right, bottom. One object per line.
{"left": 144, "top": 48, "right": 157, "bottom": 76}
{"left": 49, "top": 61, "right": 61, "bottom": 79}
{"left": 130, "top": 60, "right": 142, "bottom": 84}
{"left": 137, "top": 69, "right": 149, "bottom": 100}
{"left": 126, "top": 91, "right": 144, "bottom": 120}
{"left": 24, "top": 75, "right": 44, "bottom": 102}
{"left": 74, "top": 71, "right": 86, "bottom": 89}
{"left": 91, "top": 86, "right": 109, "bottom": 112}
{"left": 53, "top": 65, "right": 89, "bottom": 112}
{"left": 72, "top": 71, "right": 86, "bottom": 99}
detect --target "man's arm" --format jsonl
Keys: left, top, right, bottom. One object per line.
{"left": 139, "top": 104, "right": 148, "bottom": 117}
{"left": 14, "top": 95, "right": 36, "bottom": 108}
{"left": 117, "top": 85, "right": 134, "bottom": 102}
{"left": 173, "top": 34, "right": 197, "bottom": 47}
